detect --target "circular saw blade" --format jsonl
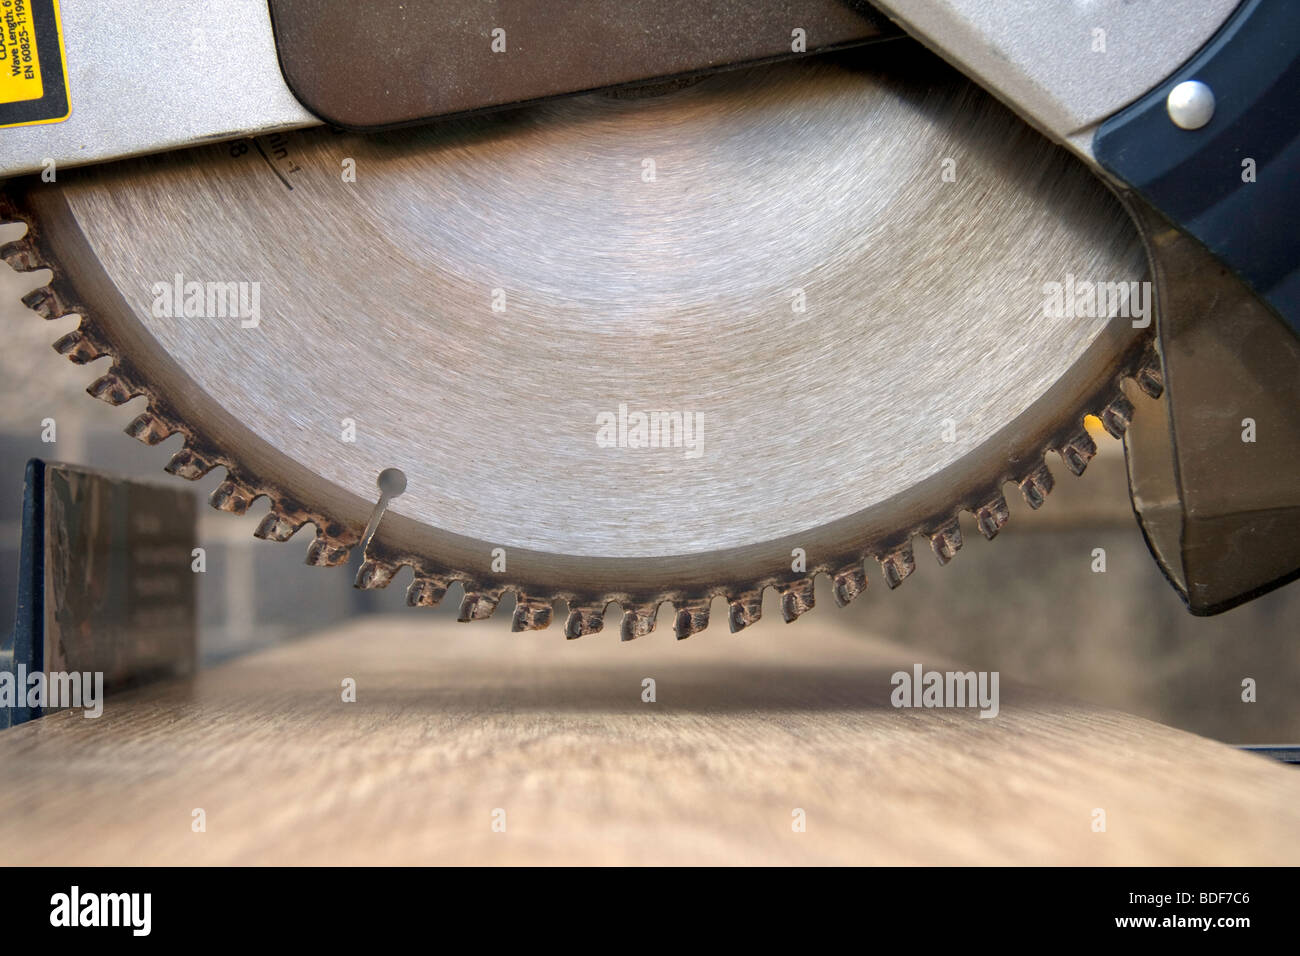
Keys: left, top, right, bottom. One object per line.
{"left": 3, "top": 52, "right": 1158, "bottom": 638}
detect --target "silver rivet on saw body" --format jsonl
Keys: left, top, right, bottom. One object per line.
{"left": 1166, "top": 80, "right": 1215, "bottom": 130}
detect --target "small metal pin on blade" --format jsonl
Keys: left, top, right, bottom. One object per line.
{"left": 354, "top": 468, "right": 407, "bottom": 586}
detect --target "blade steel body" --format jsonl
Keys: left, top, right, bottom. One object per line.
{"left": 3, "top": 55, "right": 1156, "bottom": 636}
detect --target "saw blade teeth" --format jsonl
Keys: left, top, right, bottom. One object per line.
{"left": 254, "top": 509, "right": 305, "bottom": 542}
{"left": 1135, "top": 360, "right": 1165, "bottom": 399}
{"left": 354, "top": 557, "right": 398, "bottom": 590}
{"left": 620, "top": 604, "right": 658, "bottom": 642}
{"left": 2, "top": 244, "right": 35, "bottom": 271}
{"left": 458, "top": 590, "right": 499, "bottom": 622}
{"left": 727, "top": 590, "right": 763, "bottom": 633}
{"left": 565, "top": 604, "right": 606, "bottom": 639}
{"left": 209, "top": 478, "right": 257, "bottom": 515}
{"left": 1017, "top": 462, "right": 1054, "bottom": 510}
{"left": 406, "top": 576, "right": 448, "bottom": 608}
{"left": 305, "top": 533, "right": 351, "bottom": 567}
{"left": 1055, "top": 428, "right": 1097, "bottom": 477}
{"left": 164, "top": 447, "right": 216, "bottom": 481}
{"left": 511, "top": 595, "right": 553, "bottom": 632}
{"left": 0, "top": 220, "right": 32, "bottom": 263}
{"left": 86, "top": 369, "right": 138, "bottom": 406}
{"left": 673, "top": 600, "right": 711, "bottom": 640}
{"left": 1100, "top": 395, "right": 1135, "bottom": 439}
{"left": 779, "top": 579, "right": 815, "bottom": 622}
{"left": 21, "top": 286, "right": 57, "bottom": 318}
{"left": 878, "top": 545, "right": 916, "bottom": 589}
{"left": 124, "top": 411, "right": 176, "bottom": 446}
{"left": 927, "top": 519, "right": 963, "bottom": 565}
{"left": 832, "top": 562, "right": 867, "bottom": 607}
{"left": 53, "top": 328, "right": 108, "bottom": 364}
{"left": 973, "top": 493, "right": 1010, "bottom": 540}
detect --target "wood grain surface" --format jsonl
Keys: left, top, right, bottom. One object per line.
{"left": 1, "top": 612, "right": 1297, "bottom": 865}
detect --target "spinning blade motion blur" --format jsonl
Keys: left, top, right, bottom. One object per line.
{"left": 2, "top": 54, "right": 1158, "bottom": 638}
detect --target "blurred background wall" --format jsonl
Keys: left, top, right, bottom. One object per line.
{"left": 2, "top": 248, "right": 1297, "bottom": 744}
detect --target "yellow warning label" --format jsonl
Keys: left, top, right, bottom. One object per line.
{"left": 0, "top": 0, "right": 67, "bottom": 127}
{"left": 0, "top": 0, "right": 42, "bottom": 104}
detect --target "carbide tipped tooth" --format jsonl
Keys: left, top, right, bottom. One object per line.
{"left": 1135, "top": 362, "right": 1164, "bottom": 399}
{"left": 879, "top": 545, "right": 915, "bottom": 589}
{"left": 406, "top": 577, "right": 447, "bottom": 608}
{"left": 209, "top": 478, "right": 255, "bottom": 514}
{"left": 727, "top": 591, "right": 763, "bottom": 633}
{"left": 354, "top": 558, "right": 397, "bottom": 590}
{"left": 1018, "top": 462, "right": 1054, "bottom": 509}
{"left": 779, "top": 579, "right": 815, "bottom": 622}
{"left": 86, "top": 370, "right": 135, "bottom": 406}
{"left": 305, "top": 534, "right": 350, "bottom": 567}
{"left": 1100, "top": 395, "right": 1135, "bottom": 439}
{"left": 458, "top": 591, "right": 498, "bottom": 622}
{"left": 53, "top": 329, "right": 107, "bottom": 364}
{"left": 974, "top": 494, "right": 1010, "bottom": 540}
{"left": 2, "top": 246, "right": 34, "bottom": 270}
{"left": 1055, "top": 429, "right": 1097, "bottom": 477}
{"left": 832, "top": 562, "right": 867, "bottom": 607}
{"left": 124, "top": 411, "right": 174, "bottom": 446}
{"left": 164, "top": 447, "right": 215, "bottom": 481}
{"left": 928, "top": 519, "right": 963, "bottom": 565}
{"left": 673, "top": 601, "right": 710, "bottom": 640}
{"left": 254, "top": 510, "right": 303, "bottom": 542}
{"left": 511, "top": 596, "right": 553, "bottom": 632}
{"left": 21, "top": 287, "right": 56, "bottom": 318}
{"left": 620, "top": 605, "right": 657, "bottom": 641}
{"left": 565, "top": 605, "right": 605, "bottom": 639}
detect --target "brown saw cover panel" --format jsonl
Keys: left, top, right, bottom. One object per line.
{"left": 267, "top": 0, "right": 888, "bottom": 129}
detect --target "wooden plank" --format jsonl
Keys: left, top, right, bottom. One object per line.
{"left": 0, "top": 612, "right": 1296, "bottom": 865}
